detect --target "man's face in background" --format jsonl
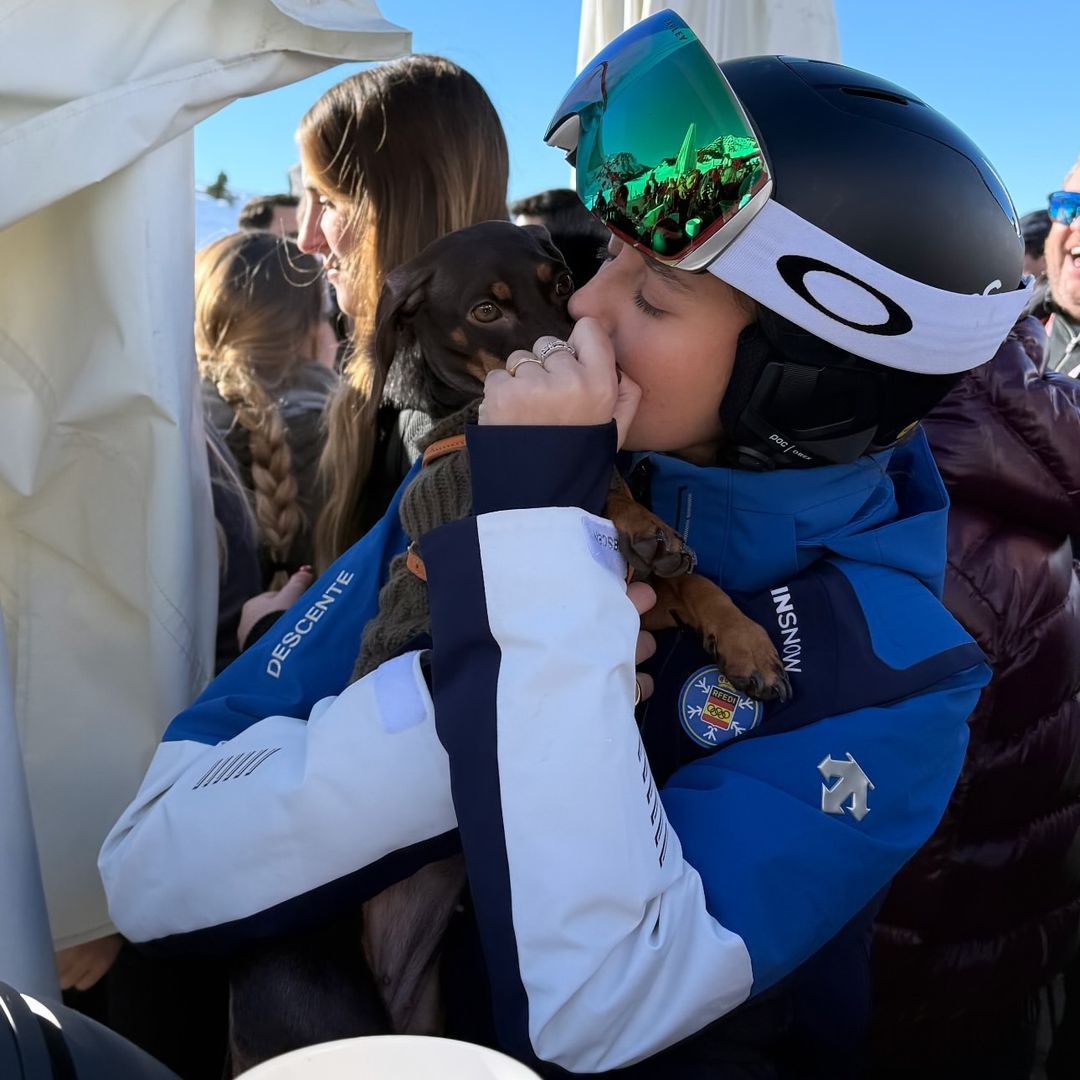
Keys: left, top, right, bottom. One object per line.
{"left": 1045, "top": 166, "right": 1080, "bottom": 321}
{"left": 269, "top": 204, "right": 298, "bottom": 239}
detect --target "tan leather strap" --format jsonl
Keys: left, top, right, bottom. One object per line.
{"left": 408, "top": 436, "right": 466, "bottom": 582}
{"left": 406, "top": 545, "right": 427, "bottom": 582}
{"left": 421, "top": 434, "right": 467, "bottom": 468}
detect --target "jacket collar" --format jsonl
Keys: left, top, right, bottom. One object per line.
{"left": 636, "top": 428, "right": 949, "bottom": 597}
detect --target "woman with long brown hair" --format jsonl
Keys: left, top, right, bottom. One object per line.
{"left": 295, "top": 54, "right": 509, "bottom": 567}
{"left": 196, "top": 229, "right": 336, "bottom": 588}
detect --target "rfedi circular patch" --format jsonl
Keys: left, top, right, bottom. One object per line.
{"left": 679, "top": 665, "right": 762, "bottom": 748}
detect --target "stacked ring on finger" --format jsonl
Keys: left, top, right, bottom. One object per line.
{"left": 535, "top": 338, "right": 577, "bottom": 363}
{"left": 507, "top": 356, "right": 545, "bottom": 377}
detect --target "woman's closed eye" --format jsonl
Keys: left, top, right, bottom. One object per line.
{"left": 633, "top": 290, "right": 666, "bottom": 318}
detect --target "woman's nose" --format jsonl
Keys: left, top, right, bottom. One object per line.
{"left": 296, "top": 195, "right": 327, "bottom": 255}
{"left": 569, "top": 268, "right": 604, "bottom": 322}
{"left": 568, "top": 261, "right": 617, "bottom": 335}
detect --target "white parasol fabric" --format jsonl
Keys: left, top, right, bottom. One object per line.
{"left": 577, "top": 0, "right": 840, "bottom": 69}
{"left": 0, "top": 0, "right": 409, "bottom": 957}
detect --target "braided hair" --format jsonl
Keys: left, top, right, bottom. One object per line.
{"left": 195, "top": 230, "right": 323, "bottom": 588}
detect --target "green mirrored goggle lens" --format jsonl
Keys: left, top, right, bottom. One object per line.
{"left": 546, "top": 11, "right": 770, "bottom": 264}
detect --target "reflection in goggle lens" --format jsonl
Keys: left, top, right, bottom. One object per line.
{"left": 563, "top": 13, "right": 769, "bottom": 262}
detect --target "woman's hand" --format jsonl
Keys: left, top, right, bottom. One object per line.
{"left": 629, "top": 581, "right": 657, "bottom": 702}
{"left": 479, "top": 317, "right": 642, "bottom": 448}
{"left": 238, "top": 567, "right": 314, "bottom": 650}
{"left": 55, "top": 933, "right": 123, "bottom": 992}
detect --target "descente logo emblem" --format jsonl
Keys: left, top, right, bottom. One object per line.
{"left": 265, "top": 570, "right": 355, "bottom": 678}
{"left": 776, "top": 254, "right": 913, "bottom": 337}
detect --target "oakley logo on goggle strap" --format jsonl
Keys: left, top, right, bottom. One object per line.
{"left": 1048, "top": 191, "right": 1080, "bottom": 226}
{"left": 776, "top": 255, "right": 913, "bottom": 337}
{"left": 709, "top": 200, "right": 1033, "bottom": 374}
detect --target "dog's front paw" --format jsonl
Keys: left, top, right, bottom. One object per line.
{"left": 705, "top": 620, "right": 792, "bottom": 704}
{"left": 621, "top": 524, "right": 697, "bottom": 579}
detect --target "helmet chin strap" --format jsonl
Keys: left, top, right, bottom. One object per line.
{"left": 718, "top": 316, "right": 883, "bottom": 471}
{"left": 717, "top": 322, "right": 783, "bottom": 470}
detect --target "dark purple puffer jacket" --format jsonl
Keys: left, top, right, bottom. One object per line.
{"left": 870, "top": 317, "right": 1080, "bottom": 1062}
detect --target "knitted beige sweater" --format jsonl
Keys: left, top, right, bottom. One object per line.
{"left": 352, "top": 401, "right": 479, "bottom": 682}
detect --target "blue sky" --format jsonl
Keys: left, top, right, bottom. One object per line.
{"left": 195, "top": 0, "right": 1074, "bottom": 219}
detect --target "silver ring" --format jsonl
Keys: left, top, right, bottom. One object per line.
{"left": 507, "top": 356, "right": 545, "bottom": 377}
{"left": 634, "top": 679, "right": 642, "bottom": 707}
{"left": 535, "top": 339, "right": 577, "bottom": 363}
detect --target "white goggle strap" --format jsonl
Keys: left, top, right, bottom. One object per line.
{"left": 708, "top": 199, "right": 1032, "bottom": 375}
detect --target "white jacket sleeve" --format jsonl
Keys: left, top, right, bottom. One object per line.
{"left": 422, "top": 507, "right": 753, "bottom": 1073}
{"left": 99, "top": 650, "right": 457, "bottom": 946}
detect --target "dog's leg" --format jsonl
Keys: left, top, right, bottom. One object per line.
{"left": 606, "top": 477, "right": 789, "bottom": 702}
{"left": 645, "top": 576, "right": 791, "bottom": 702}
{"left": 607, "top": 475, "right": 696, "bottom": 578}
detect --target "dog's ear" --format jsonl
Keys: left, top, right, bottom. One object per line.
{"left": 373, "top": 262, "right": 435, "bottom": 377}
{"left": 519, "top": 223, "right": 569, "bottom": 268}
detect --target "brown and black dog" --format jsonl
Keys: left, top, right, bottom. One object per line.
{"left": 228, "top": 220, "right": 789, "bottom": 1072}
{"left": 358, "top": 221, "right": 788, "bottom": 696}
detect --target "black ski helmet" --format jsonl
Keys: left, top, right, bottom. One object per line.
{"left": 711, "top": 55, "right": 1026, "bottom": 469}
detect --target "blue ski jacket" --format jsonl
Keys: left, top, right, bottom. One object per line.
{"left": 101, "top": 423, "right": 988, "bottom": 1076}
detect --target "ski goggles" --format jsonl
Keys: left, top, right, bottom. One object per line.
{"left": 544, "top": 9, "right": 772, "bottom": 271}
{"left": 1048, "top": 190, "right": 1080, "bottom": 227}
{"left": 546, "top": 10, "right": 1033, "bottom": 376}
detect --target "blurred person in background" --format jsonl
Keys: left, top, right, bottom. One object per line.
{"left": 510, "top": 187, "right": 610, "bottom": 288}
{"left": 1027, "top": 158, "right": 1080, "bottom": 375}
{"left": 238, "top": 192, "right": 300, "bottom": 237}
{"left": 870, "top": 313, "right": 1080, "bottom": 1079}
{"left": 295, "top": 54, "right": 510, "bottom": 564}
{"left": 1020, "top": 209, "right": 1051, "bottom": 280}
{"left": 197, "top": 230, "right": 337, "bottom": 589}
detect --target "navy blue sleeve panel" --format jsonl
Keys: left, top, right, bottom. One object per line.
{"left": 422, "top": 507, "right": 762, "bottom": 1074}
{"left": 163, "top": 460, "right": 418, "bottom": 746}
{"left": 465, "top": 422, "right": 616, "bottom": 516}
{"left": 421, "top": 515, "right": 534, "bottom": 1059}
{"left": 727, "top": 560, "right": 986, "bottom": 742}
{"left": 662, "top": 663, "right": 989, "bottom": 997}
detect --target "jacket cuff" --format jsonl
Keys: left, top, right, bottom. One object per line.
{"left": 465, "top": 422, "right": 617, "bottom": 516}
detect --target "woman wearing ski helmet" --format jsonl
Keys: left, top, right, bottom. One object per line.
{"left": 99, "top": 11, "right": 1032, "bottom": 1078}
{"left": 466, "top": 13, "right": 1030, "bottom": 1074}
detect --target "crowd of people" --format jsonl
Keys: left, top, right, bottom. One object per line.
{"left": 17, "top": 18, "right": 1080, "bottom": 1080}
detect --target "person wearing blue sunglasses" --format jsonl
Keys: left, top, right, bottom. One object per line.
{"left": 1042, "top": 163, "right": 1080, "bottom": 376}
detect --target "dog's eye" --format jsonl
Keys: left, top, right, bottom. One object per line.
{"left": 471, "top": 301, "right": 502, "bottom": 323}
{"left": 555, "top": 273, "right": 574, "bottom": 297}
